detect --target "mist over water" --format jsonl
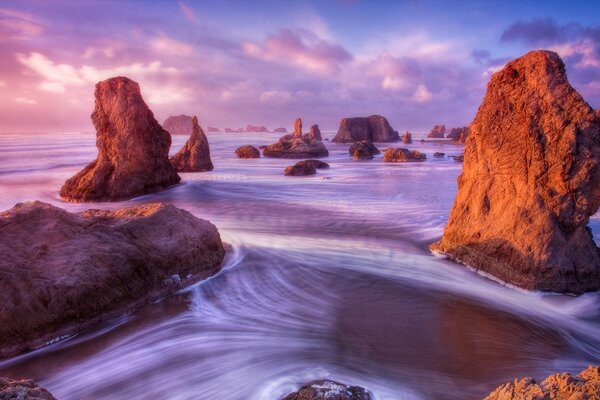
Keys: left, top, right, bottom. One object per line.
{"left": 0, "top": 131, "right": 599, "bottom": 399}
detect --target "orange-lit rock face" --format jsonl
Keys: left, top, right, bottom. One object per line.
{"left": 431, "top": 50, "right": 600, "bottom": 294}
{"left": 171, "top": 116, "right": 214, "bottom": 172}
{"left": 60, "top": 76, "right": 180, "bottom": 202}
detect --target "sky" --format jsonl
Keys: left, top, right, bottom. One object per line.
{"left": 0, "top": 0, "right": 599, "bottom": 133}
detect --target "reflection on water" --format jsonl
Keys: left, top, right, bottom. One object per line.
{"left": 0, "top": 131, "right": 599, "bottom": 399}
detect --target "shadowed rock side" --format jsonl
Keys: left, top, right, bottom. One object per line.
{"left": 349, "top": 140, "right": 380, "bottom": 160}
{"left": 430, "top": 50, "right": 600, "bottom": 294}
{"left": 170, "top": 116, "right": 214, "bottom": 172}
{"left": 282, "top": 380, "right": 372, "bottom": 400}
{"left": 0, "top": 201, "right": 225, "bottom": 359}
{"left": 333, "top": 115, "right": 399, "bottom": 143}
{"left": 235, "top": 145, "right": 260, "bottom": 158}
{"left": 163, "top": 114, "right": 193, "bottom": 135}
{"left": 446, "top": 126, "right": 470, "bottom": 143}
{"left": 383, "top": 148, "right": 426, "bottom": 162}
{"left": 0, "top": 377, "right": 56, "bottom": 399}
{"left": 484, "top": 366, "right": 600, "bottom": 400}
{"left": 309, "top": 124, "right": 322, "bottom": 141}
{"left": 60, "top": 76, "right": 180, "bottom": 202}
{"left": 428, "top": 124, "right": 446, "bottom": 138}
{"left": 402, "top": 131, "right": 412, "bottom": 144}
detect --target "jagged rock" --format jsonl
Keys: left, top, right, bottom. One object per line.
{"left": 283, "top": 380, "right": 372, "bottom": 400}
{"left": 430, "top": 50, "right": 600, "bottom": 294}
{"left": 235, "top": 145, "right": 260, "bottom": 159}
{"left": 293, "top": 118, "right": 303, "bottom": 138}
{"left": 349, "top": 140, "right": 380, "bottom": 160}
{"left": 163, "top": 114, "right": 193, "bottom": 135}
{"left": 225, "top": 128, "right": 244, "bottom": 133}
{"left": 333, "top": 115, "right": 399, "bottom": 143}
{"left": 446, "top": 126, "right": 470, "bottom": 143}
{"left": 309, "top": 124, "right": 322, "bottom": 141}
{"left": 484, "top": 365, "right": 600, "bottom": 400}
{"left": 433, "top": 152, "right": 445, "bottom": 158}
{"left": 246, "top": 125, "right": 269, "bottom": 132}
{"left": 402, "top": 131, "right": 412, "bottom": 144}
{"left": 383, "top": 148, "right": 426, "bottom": 162}
{"left": 428, "top": 125, "right": 446, "bottom": 138}
{"left": 0, "top": 377, "right": 56, "bottom": 399}
{"left": 207, "top": 127, "right": 220, "bottom": 132}
{"left": 284, "top": 162, "right": 316, "bottom": 176}
{"left": 60, "top": 76, "right": 180, "bottom": 202}
{"left": 170, "top": 116, "right": 214, "bottom": 172}
{"left": 0, "top": 201, "right": 224, "bottom": 359}
{"left": 274, "top": 127, "right": 288, "bottom": 133}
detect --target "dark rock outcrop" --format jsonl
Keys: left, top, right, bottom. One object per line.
{"left": 427, "top": 125, "right": 446, "bottom": 138}
{"left": 449, "top": 154, "right": 464, "bottom": 162}
{"left": 429, "top": 50, "right": 600, "bottom": 294}
{"left": 274, "top": 127, "right": 288, "bottom": 133}
{"left": 246, "top": 125, "right": 269, "bottom": 132}
{"left": 60, "top": 76, "right": 180, "bottom": 202}
{"left": 402, "top": 131, "right": 412, "bottom": 144}
{"left": 284, "top": 162, "right": 316, "bottom": 176}
{"left": 170, "top": 116, "right": 214, "bottom": 172}
{"left": 349, "top": 140, "right": 380, "bottom": 160}
{"left": 446, "top": 126, "right": 470, "bottom": 143}
{"left": 0, "top": 377, "right": 56, "bottom": 399}
{"left": 333, "top": 115, "right": 399, "bottom": 143}
{"left": 235, "top": 145, "right": 260, "bottom": 159}
{"left": 0, "top": 201, "right": 225, "bottom": 359}
{"left": 207, "top": 127, "right": 220, "bottom": 132}
{"left": 296, "top": 159, "right": 329, "bottom": 169}
{"left": 433, "top": 152, "right": 445, "bottom": 158}
{"left": 283, "top": 380, "right": 372, "bottom": 400}
{"left": 263, "top": 119, "right": 329, "bottom": 159}
{"left": 484, "top": 365, "right": 600, "bottom": 400}
{"left": 383, "top": 148, "right": 426, "bottom": 162}
{"left": 309, "top": 124, "right": 322, "bottom": 141}
{"left": 163, "top": 114, "right": 193, "bottom": 135}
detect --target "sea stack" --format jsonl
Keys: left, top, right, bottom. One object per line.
{"left": 402, "top": 131, "right": 412, "bottom": 144}
{"left": 332, "top": 115, "right": 399, "bottom": 143}
{"left": 60, "top": 76, "right": 180, "bottom": 202}
{"left": 293, "top": 117, "right": 303, "bottom": 138}
{"left": 263, "top": 118, "right": 329, "bottom": 159}
{"left": 170, "top": 116, "right": 214, "bottom": 172}
{"left": 427, "top": 125, "right": 446, "bottom": 138}
{"left": 430, "top": 50, "right": 600, "bottom": 294}
{"left": 446, "top": 126, "right": 469, "bottom": 143}
{"left": 163, "top": 115, "right": 193, "bottom": 135}
{"left": 309, "top": 124, "right": 322, "bottom": 141}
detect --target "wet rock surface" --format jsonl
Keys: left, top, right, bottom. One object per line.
{"left": 235, "top": 145, "right": 260, "bottom": 158}
{"left": 349, "top": 140, "right": 380, "bottom": 160}
{"left": 0, "top": 377, "right": 56, "bottom": 400}
{"left": 282, "top": 380, "right": 372, "bottom": 400}
{"left": 382, "top": 148, "right": 426, "bottom": 162}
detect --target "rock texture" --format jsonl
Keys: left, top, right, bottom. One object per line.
{"left": 333, "top": 115, "right": 399, "bottom": 143}
{"left": 0, "top": 201, "right": 225, "bottom": 359}
{"left": 283, "top": 380, "right": 372, "bottom": 400}
{"left": 246, "top": 125, "right": 269, "bottom": 132}
{"left": 235, "top": 145, "right": 260, "bottom": 159}
{"left": 428, "top": 125, "right": 446, "bottom": 138}
{"left": 484, "top": 365, "right": 600, "bottom": 400}
{"left": 284, "top": 162, "right": 317, "bottom": 176}
{"left": 430, "top": 50, "right": 600, "bottom": 294}
{"left": 60, "top": 76, "right": 180, "bottom": 202}
{"left": 402, "top": 131, "right": 412, "bottom": 144}
{"left": 382, "top": 148, "right": 426, "bottom": 162}
{"left": 293, "top": 118, "right": 303, "bottom": 138}
{"left": 274, "top": 127, "right": 288, "bottom": 133}
{"left": 446, "top": 126, "right": 470, "bottom": 143}
{"left": 170, "top": 116, "right": 214, "bottom": 172}
{"left": 309, "top": 124, "right": 322, "bottom": 141}
{"left": 0, "top": 377, "right": 56, "bottom": 400}
{"left": 163, "top": 115, "right": 193, "bottom": 135}
{"left": 349, "top": 140, "right": 380, "bottom": 160}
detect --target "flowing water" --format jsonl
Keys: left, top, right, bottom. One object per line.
{"left": 0, "top": 131, "right": 599, "bottom": 399}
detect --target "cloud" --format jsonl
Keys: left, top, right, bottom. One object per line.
{"left": 179, "top": 2, "right": 198, "bottom": 23}
{"left": 38, "top": 81, "right": 65, "bottom": 93}
{"left": 413, "top": 84, "right": 432, "bottom": 103}
{"left": 14, "top": 96, "right": 36, "bottom": 104}
{"left": 151, "top": 35, "right": 194, "bottom": 56}
{"left": 373, "top": 52, "right": 421, "bottom": 92}
{"left": 0, "top": 7, "right": 43, "bottom": 41}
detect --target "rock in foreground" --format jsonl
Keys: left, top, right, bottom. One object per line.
{"left": 484, "top": 365, "right": 600, "bottom": 400}
{"left": 383, "top": 148, "right": 426, "bottom": 162}
{"left": 0, "top": 201, "right": 225, "bottom": 359}
{"left": 60, "top": 76, "right": 180, "bottom": 202}
{"left": 170, "top": 116, "right": 214, "bottom": 172}
{"left": 349, "top": 140, "right": 380, "bottom": 160}
{"left": 430, "top": 50, "right": 600, "bottom": 294}
{"left": 0, "top": 377, "right": 56, "bottom": 400}
{"left": 283, "top": 380, "right": 372, "bottom": 400}
{"left": 163, "top": 115, "right": 193, "bottom": 135}
{"left": 333, "top": 115, "right": 399, "bottom": 143}
{"left": 235, "top": 145, "right": 260, "bottom": 158}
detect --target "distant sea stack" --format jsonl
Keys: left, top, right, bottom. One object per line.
{"left": 170, "top": 116, "right": 214, "bottom": 172}
{"left": 274, "top": 127, "right": 288, "bottom": 133}
{"left": 446, "top": 126, "right": 469, "bottom": 143}
{"left": 207, "top": 126, "right": 220, "bottom": 132}
{"left": 332, "top": 115, "right": 399, "bottom": 143}
{"left": 163, "top": 115, "right": 194, "bottom": 135}
{"left": 427, "top": 125, "right": 446, "bottom": 138}
{"left": 246, "top": 125, "right": 269, "bottom": 132}
{"left": 225, "top": 128, "right": 244, "bottom": 133}
{"left": 402, "top": 131, "right": 412, "bottom": 144}
{"left": 309, "top": 124, "right": 322, "bottom": 141}
{"left": 430, "top": 50, "right": 600, "bottom": 294}
{"left": 60, "top": 76, "right": 180, "bottom": 202}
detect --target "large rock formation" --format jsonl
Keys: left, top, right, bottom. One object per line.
{"left": 309, "top": 124, "right": 322, "bottom": 141}
{"left": 484, "top": 365, "right": 600, "bottom": 400}
{"left": 382, "top": 148, "right": 426, "bottom": 162}
{"left": 263, "top": 119, "right": 329, "bottom": 159}
{"left": 333, "top": 115, "right": 399, "bottom": 143}
{"left": 163, "top": 114, "right": 193, "bottom": 135}
{"left": 283, "top": 380, "right": 372, "bottom": 400}
{"left": 246, "top": 125, "right": 269, "bottom": 132}
{"left": 0, "top": 201, "right": 225, "bottom": 359}
{"left": 430, "top": 50, "right": 600, "bottom": 294}
{"left": 349, "top": 140, "right": 380, "bottom": 160}
{"left": 0, "top": 377, "right": 56, "bottom": 399}
{"left": 446, "top": 126, "right": 470, "bottom": 143}
{"left": 235, "top": 145, "right": 260, "bottom": 158}
{"left": 170, "top": 116, "right": 214, "bottom": 172}
{"left": 60, "top": 77, "right": 180, "bottom": 202}
{"left": 427, "top": 125, "right": 446, "bottom": 138}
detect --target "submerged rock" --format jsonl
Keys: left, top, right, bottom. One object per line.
{"left": 484, "top": 365, "right": 600, "bottom": 400}
{"left": 433, "top": 152, "right": 445, "bottom": 158}
{"left": 430, "top": 50, "right": 600, "bottom": 294}
{"left": 446, "top": 126, "right": 470, "bottom": 143}
{"left": 283, "top": 380, "right": 372, "bottom": 400}
{"left": 383, "top": 148, "right": 426, "bottom": 162}
{"left": 163, "top": 114, "right": 193, "bottom": 135}
{"left": 170, "top": 116, "right": 214, "bottom": 172}
{"left": 349, "top": 140, "right": 380, "bottom": 160}
{"left": 333, "top": 115, "right": 399, "bottom": 143}
{"left": 235, "top": 145, "right": 260, "bottom": 159}
{"left": 60, "top": 76, "right": 180, "bottom": 202}
{"left": 449, "top": 154, "right": 464, "bottom": 162}
{"left": 402, "top": 131, "right": 412, "bottom": 144}
{"left": 0, "top": 201, "right": 225, "bottom": 359}
{"left": 427, "top": 125, "right": 446, "bottom": 138}
{"left": 0, "top": 377, "right": 56, "bottom": 399}
{"left": 309, "top": 124, "right": 322, "bottom": 141}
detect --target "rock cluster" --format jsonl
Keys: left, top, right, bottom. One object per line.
{"left": 263, "top": 119, "right": 329, "bottom": 159}
{"left": 484, "top": 365, "right": 600, "bottom": 400}
{"left": 383, "top": 148, "right": 426, "bottom": 162}
{"left": 446, "top": 126, "right": 470, "bottom": 143}
{"left": 0, "top": 377, "right": 56, "bottom": 399}
{"left": 349, "top": 140, "right": 381, "bottom": 160}
{"left": 333, "top": 115, "right": 399, "bottom": 143}
{"left": 60, "top": 76, "right": 180, "bottom": 202}
{"left": 163, "top": 115, "right": 193, "bottom": 135}
{"left": 246, "top": 125, "right": 269, "bottom": 132}
{"left": 402, "top": 131, "right": 412, "bottom": 144}
{"left": 170, "top": 116, "right": 214, "bottom": 172}
{"left": 235, "top": 145, "right": 260, "bottom": 158}
{"left": 0, "top": 201, "right": 225, "bottom": 358}
{"left": 283, "top": 380, "right": 372, "bottom": 400}
{"left": 427, "top": 125, "right": 446, "bottom": 138}
{"left": 430, "top": 50, "right": 600, "bottom": 294}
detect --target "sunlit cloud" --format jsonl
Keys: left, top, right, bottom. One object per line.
{"left": 14, "top": 96, "right": 36, "bottom": 105}
{"left": 179, "top": 2, "right": 198, "bottom": 23}
{"left": 38, "top": 81, "right": 65, "bottom": 93}
{"left": 413, "top": 85, "right": 432, "bottom": 103}
{"left": 0, "top": 7, "right": 43, "bottom": 41}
